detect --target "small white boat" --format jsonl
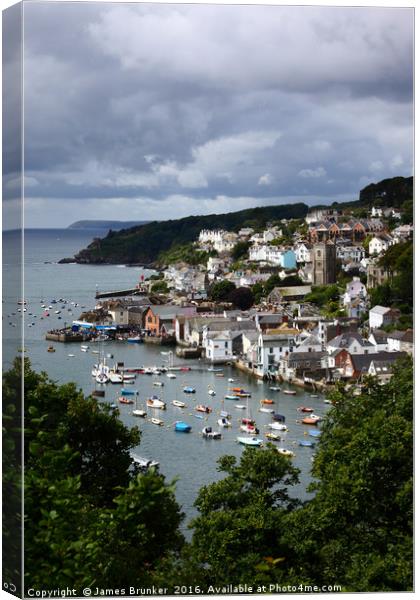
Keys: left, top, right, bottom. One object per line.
{"left": 150, "top": 417, "right": 164, "bottom": 426}
{"left": 202, "top": 426, "right": 222, "bottom": 439}
{"left": 172, "top": 400, "right": 186, "bottom": 408}
{"left": 310, "top": 394, "right": 319, "bottom": 398}
{"left": 108, "top": 371, "right": 124, "bottom": 384}
{"left": 146, "top": 397, "right": 166, "bottom": 410}
{"left": 269, "top": 386, "right": 281, "bottom": 391}
{"left": 237, "top": 436, "right": 263, "bottom": 447}
{"left": 96, "top": 372, "right": 109, "bottom": 384}
{"left": 267, "top": 422, "right": 288, "bottom": 431}
{"left": 259, "top": 407, "right": 274, "bottom": 414}
{"left": 153, "top": 381, "right": 164, "bottom": 387}
{"left": 208, "top": 367, "right": 223, "bottom": 372}
{"left": 123, "top": 374, "right": 136, "bottom": 381}
{"left": 218, "top": 417, "right": 231, "bottom": 428}
{"left": 166, "top": 373, "right": 177, "bottom": 379}
{"left": 278, "top": 448, "right": 294, "bottom": 457}
{"left": 283, "top": 389, "right": 297, "bottom": 395}
{"left": 208, "top": 389, "right": 216, "bottom": 396}
{"left": 228, "top": 378, "right": 236, "bottom": 383}
{"left": 235, "top": 404, "right": 246, "bottom": 410}
{"left": 132, "top": 409, "right": 147, "bottom": 418}
{"left": 130, "top": 454, "right": 159, "bottom": 469}
{"left": 68, "top": 354, "right": 75, "bottom": 357}
{"left": 324, "top": 399, "right": 332, "bottom": 404}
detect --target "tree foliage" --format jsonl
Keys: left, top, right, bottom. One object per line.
{"left": 228, "top": 286, "right": 255, "bottom": 310}
{"left": 208, "top": 279, "right": 236, "bottom": 302}
{"left": 3, "top": 359, "right": 184, "bottom": 592}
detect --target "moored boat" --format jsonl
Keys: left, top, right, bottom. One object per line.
{"left": 208, "top": 389, "right": 216, "bottom": 396}
{"left": 269, "top": 386, "right": 281, "bottom": 391}
{"left": 267, "top": 422, "right": 288, "bottom": 431}
{"left": 278, "top": 448, "right": 294, "bottom": 457}
{"left": 225, "top": 395, "right": 238, "bottom": 400}
{"left": 261, "top": 398, "right": 274, "bottom": 405}
{"left": 132, "top": 408, "right": 147, "bottom": 418}
{"left": 299, "top": 439, "right": 314, "bottom": 447}
{"left": 235, "top": 404, "right": 246, "bottom": 410}
{"left": 217, "top": 417, "right": 231, "bottom": 428}
{"left": 283, "top": 389, "right": 297, "bottom": 395}
{"left": 195, "top": 405, "right": 212, "bottom": 414}
{"left": 237, "top": 436, "right": 263, "bottom": 447}
{"left": 118, "top": 396, "right": 134, "bottom": 405}
{"left": 259, "top": 407, "right": 274, "bottom": 414}
{"left": 301, "top": 417, "right": 320, "bottom": 425}
{"left": 265, "top": 432, "right": 281, "bottom": 441}
{"left": 174, "top": 421, "right": 191, "bottom": 433}
{"left": 146, "top": 396, "right": 166, "bottom": 409}
{"left": 172, "top": 399, "right": 186, "bottom": 408}
{"left": 298, "top": 406, "right": 314, "bottom": 413}
{"left": 166, "top": 372, "right": 177, "bottom": 379}
{"left": 183, "top": 386, "right": 196, "bottom": 394}
{"left": 150, "top": 417, "right": 164, "bottom": 426}
{"left": 202, "top": 426, "right": 221, "bottom": 439}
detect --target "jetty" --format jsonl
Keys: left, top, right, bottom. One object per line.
{"left": 95, "top": 286, "right": 148, "bottom": 299}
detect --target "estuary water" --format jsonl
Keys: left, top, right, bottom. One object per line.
{"left": 3, "top": 228, "right": 326, "bottom": 527}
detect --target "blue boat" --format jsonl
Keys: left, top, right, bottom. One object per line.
{"left": 273, "top": 413, "right": 286, "bottom": 422}
{"left": 299, "top": 440, "right": 314, "bottom": 447}
{"left": 174, "top": 421, "right": 192, "bottom": 433}
{"left": 120, "top": 388, "right": 138, "bottom": 396}
{"left": 183, "top": 386, "right": 196, "bottom": 394}
{"left": 309, "top": 430, "right": 321, "bottom": 438}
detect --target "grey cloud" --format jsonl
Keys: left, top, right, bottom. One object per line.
{"left": 20, "top": 2, "right": 413, "bottom": 226}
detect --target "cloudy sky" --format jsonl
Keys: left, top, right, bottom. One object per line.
{"left": 4, "top": 1, "right": 414, "bottom": 227}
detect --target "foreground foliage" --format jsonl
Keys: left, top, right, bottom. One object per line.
{"left": 2, "top": 356, "right": 413, "bottom": 592}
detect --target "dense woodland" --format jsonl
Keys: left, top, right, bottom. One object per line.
{"left": 3, "top": 356, "right": 413, "bottom": 593}
{"left": 65, "top": 176, "right": 413, "bottom": 266}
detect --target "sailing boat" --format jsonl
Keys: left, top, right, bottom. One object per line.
{"left": 132, "top": 393, "right": 147, "bottom": 418}
{"left": 239, "top": 397, "right": 259, "bottom": 435}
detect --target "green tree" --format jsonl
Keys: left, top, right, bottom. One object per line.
{"left": 229, "top": 286, "right": 255, "bottom": 310}
{"left": 285, "top": 358, "right": 413, "bottom": 591}
{"left": 3, "top": 359, "right": 184, "bottom": 591}
{"left": 151, "top": 280, "right": 169, "bottom": 294}
{"left": 231, "top": 241, "right": 251, "bottom": 261}
{"left": 208, "top": 280, "right": 236, "bottom": 302}
{"left": 187, "top": 447, "right": 300, "bottom": 586}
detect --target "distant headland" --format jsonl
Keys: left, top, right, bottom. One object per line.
{"left": 68, "top": 220, "right": 151, "bottom": 231}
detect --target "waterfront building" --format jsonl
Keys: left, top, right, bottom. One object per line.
{"left": 369, "top": 305, "right": 401, "bottom": 330}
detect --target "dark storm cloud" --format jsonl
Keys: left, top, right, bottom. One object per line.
{"left": 20, "top": 2, "right": 413, "bottom": 227}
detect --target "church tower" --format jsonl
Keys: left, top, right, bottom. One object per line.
{"left": 312, "top": 240, "right": 336, "bottom": 286}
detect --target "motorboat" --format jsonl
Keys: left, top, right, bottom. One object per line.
{"left": 278, "top": 448, "right": 294, "bottom": 457}
{"left": 235, "top": 404, "right": 246, "bottom": 410}
{"left": 269, "top": 386, "right": 281, "bottom": 391}
{"left": 183, "top": 386, "right": 196, "bottom": 394}
{"left": 267, "top": 422, "right": 288, "bottom": 431}
{"left": 298, "top": 407, "right": 314, "bottom": 413}
{"left": 299, "top": 440, "right": 314, "bottom": 447}
{"left": 283, "top": 389, "right": 297, "bottom": 395}
{"left": 174, "top": 421, "right": 191, "bottom": 433}
{"left": 166, "top": 373, "right": 177, "bottom": 379}
{"left": 240, "top": 423, "right": 259, "bottom": 435}
{"left": 208, "top": 389, "right": 216, "bottom": 396}
{"left": 146, "top": 397, "right": 166, "bottom": 410}
{"left": 217, "top": 417, "right": 231, "bottom": 428}
{"left": 131, "top": 454, "right": 159, "bottom": 470}
{"left": 127, "top": 336, "right": 142, "bottom": 343}
{"left": 153, "top": 381, "right": 164, "bottom": 387}
{"left": 196, "top": 405, "right": 212, "bottom": 414}
{"left": 96, "top": 372, "right": 109, "bottom": 384}
{"left": 47, "top": 346, "right": 56, "bottom": 353}
{"left": 150, "top": 417, "right": 164, "bottom": 426}
{"left": 309, "top": 429, "right": 321, "bottom": 438}
{"left": 108, "top": 371, "right": 123, "bottom": 384}
{"left": 225, "top": 395, "right": 238, "bottom": 401}
{"left": 118, "top": 396, "right": 134, "bottom": 405}
{"left": 132, "top": 408, "right": 147, "bottom": 418}
{"left": 123, "top": 374, "right": 136, "bottom": 381}
{"left": 120, "top": 388, "right": 138, "bottom": 396}
{"left": 172, "top": 400, "right": 186, "bottom": 408}
{"left": 261, "top": 398, "right": 274, "bottom": 405}
{"left": 272, "top": 413, "right": 286, "bottom": 422}
{"left": 228, "top": 378, "right": 236, "bottom": 383}
{"left": 259, "top": 407, "right": 274, "bottom": 414}
{"left": 237, "top": 436, "right": 263, "bottom": 447}
{"left": 265, "top": 432, "right": 281, "bottom": 441}
{"left": 202, "top": 426, "right": 222, "bottom": 439}
{"left": 301, "top": 417, "right": 320, "bottom": 425}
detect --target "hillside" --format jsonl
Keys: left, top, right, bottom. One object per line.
{"left": 68, "top": 220, "right": 150, "bottom": 230}
{"left": 65, "top": 203, "right": 308, "bottom": 265}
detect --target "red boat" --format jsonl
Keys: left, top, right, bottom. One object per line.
{"left": 301, "top": 417, "right": 319, "bottom": 425}
{"left": 180, "top": 367, "right": 191, "bottom": 372}
{"left": 298, "top": 407, "right": 314, "bottom": 413}
{"left": 196, "top": 405, "right": 212, "bottom": 414}
{"left": 118, "top": 397, "right": 134, "bottom": 405}
{"left": 241, "top": 417, "right": 256, "bottom": 426}
{"left": 261, "top": 398, "right": 274, "bottom": 405}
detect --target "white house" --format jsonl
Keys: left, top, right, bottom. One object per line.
{"left": 392, "top": 224, "right": 413, "bottom": 242}
{"left": 256, "top": 331, "right": 297, "bottom": 377}
{"left": 326, "top": 332, "right": 376, "bottom": 355}
{"left": 238, "top": 227, "right": 254, "bottom": 238}
{"left": 368, "top": 329, "right": 389, "bottom": 352}
{"left": 371, "top": 207, "right": 384, "bottom": 218}
{"left": 294, "top": 242, "right": 312, "bottom": 264}
{"left": 387, "top": 329, "right": 413, "bottom": 355}
{"left": 341, "top": 276, "right": 368, "bottom": 317}
{"left": 204, "top": 331, "right": 236, "bottom": 363}
{"left": 369, "top": 306, "right": 401, "bottom": 330}
{"left": 336, "top": 245, "right": 365, "bottom": 263}
{"left": 214, "top": 232, "right": 238, "bottom": 253}
{"left": 369, "top": 234, "right": 394, "bottom": 256}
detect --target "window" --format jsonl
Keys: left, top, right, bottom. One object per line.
{"left": 269, "top": 347, "right": 273, "bottom": 353}
{"left": 225, "top": 342, "right": 228, "bottom": 348}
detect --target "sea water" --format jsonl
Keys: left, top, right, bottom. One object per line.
{"left": 3, "top": 228, "right": 325, "bottom": 529}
